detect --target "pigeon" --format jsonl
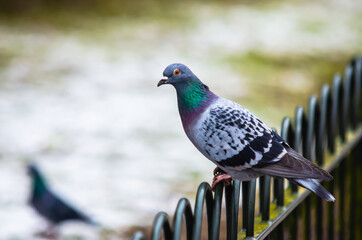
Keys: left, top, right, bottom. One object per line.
{"left": 27, "top": 164, "right": 97, "bottom": 232}
{"left": 157, "top": 63, "right": 335, "bottom": 202}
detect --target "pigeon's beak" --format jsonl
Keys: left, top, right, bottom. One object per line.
{"left": 157, "top": 76, "right": 168, "bottom": 87}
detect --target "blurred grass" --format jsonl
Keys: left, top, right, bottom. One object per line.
{"left": 0, "top": 0, "right": 290, "bottom": 29}
{"left": 0, "top": 51, "right": 16, "bottom": 69}
{"left": 226, "top": 52, "right": 351, "bottom": 127}
{"left": 0, "top": 0, "right": 189, "bottom": 30}
{"left": 299, "top": 20, "right": 326, "bottom": 34}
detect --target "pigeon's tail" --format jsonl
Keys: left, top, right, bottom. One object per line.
{"left": 87, "top": 218, "right": 100, "bottom": 226}
{"left": 82, "top": 216, "right": 100, "bottom": 227}
{"left": 289, "top": 178, "right": 335, "bottom": 202}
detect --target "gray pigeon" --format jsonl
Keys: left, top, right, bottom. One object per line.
{"left": 27, "top": 164, "right": 97, "bottom": 229}
{"left": 157, "top": 63, "right": 335, "bottom": 201}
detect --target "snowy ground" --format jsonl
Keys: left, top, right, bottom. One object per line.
{"left": 0, "top": 0, "right": 361, "bottom": 239}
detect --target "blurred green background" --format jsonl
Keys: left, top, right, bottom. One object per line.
{"left": 0, "top": 0, "right": 361, "bottom": 239}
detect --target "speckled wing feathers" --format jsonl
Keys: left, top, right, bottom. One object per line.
{"left": 198, "top": 99, "right": 286, "bottom": 169}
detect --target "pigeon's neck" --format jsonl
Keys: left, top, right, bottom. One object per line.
{"left": 176, "top": 82, "right": 216, "bottom": 129}
{"left": 32, "top": 174, "right": 47, "bottom": 197}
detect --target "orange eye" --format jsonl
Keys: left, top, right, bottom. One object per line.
{"left": 173, "top": 69, "right": 180, "bottom": 76}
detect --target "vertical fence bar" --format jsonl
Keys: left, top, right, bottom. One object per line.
{"left": 306, "top": 96, "right": 317, "bottom": 161}
{"left": 329, "top": 74, "right": 342, "bottom": 153}
{"left": 327, "top": 169, "right": 336, "bottom": 240}
{"left": 260, "top": 175, "right": 271, "bottom": 221}
{"left": 349, "top": 59, "right": 362, "bottom": 238}
{"left": 225, "top": 180, "right": 240, "bottom": 240}
{"left": 340, "top": 65, "right": 353, "bottom": 141}
{"left": 316, "top": 86, "right": 328, "bottom": 240}
{"left": 293, "top": 106, "right": 306, "bottom": 178}
{"left": 316, "top": 87, "right": 326, "bottom": 240}
{"left": 273, "top": 176, "right": 284, "bottom": 207}
{"left": 274, "top": 222, "right": 284, "bottom": 240}
{"left": 173, "top": 198, "right": 193, "bottom": 240}
{"left": 245, "top": 179, "right": 256, "bottom": 237}
{"left": 352, "top": 58, "right": 361, "bottom": 128}
{"left": 317, "top": 85, "right": 329, "bottom": 164}
{"left": 354, "top": 140, "right": 362, "bottom": 240}
{"left": 211, "top": 184, "right": 224, "bottom": 240}
{"left": 132, "top": 232, "right": 146, "bottom": 240}
{"left": 348, "top": 153, "right": 356, "bottom": 240}
{"left": 242, "top": 181, "right": 248, "bottom": 231}
{"left": 338, "top": 160, "right": 346, "bottom": 240}
{"left": 347, "top": 58, "right": 360, "bottom": 240}
{"left": 290, "top": 107, "right": 306, "bottom": 240}
{"left": 192, "top": 182, "right": 213, "bottom": 240}
{"left": 315, "top": 188, "right": 324, "bottom": 240}
{"left": 271, "top": 117, "right": 293, "bottom": 240}
{"left": 151, "top": 212, "right": 173, "bottom": 240}
{"left": 304, "top": 96, "right": 318, "bottom": 240}
{"left": 274, "top": 117, "right": 292, "bottom": 206}
{"left": 274, "top": 117, "right": 294, "bottom": 207}
{"left": 338, "top": 74, "right": 346, "bottom": 143}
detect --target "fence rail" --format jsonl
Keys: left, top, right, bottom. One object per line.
{"left": 132, "top": 56, "right": 362, "bottom": 240}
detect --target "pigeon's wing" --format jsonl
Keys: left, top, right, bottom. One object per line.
{"left": 199, "top": 101, "right": 286, "bottom": 169}
{"left": 52, "top": 196, "right": 93, "bottom": 223}
{"left": 199, "top": 100, "right": 332, "bottom": 180}
{"left": 40, "top": 190, "right": 93, "bottom": 224}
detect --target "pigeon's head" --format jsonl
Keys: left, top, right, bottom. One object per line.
{"left": 157, "top": 63, "right": 200, "bottom": 88}
{"left": 27, "top": 164, "right": 40, "bottom": 178}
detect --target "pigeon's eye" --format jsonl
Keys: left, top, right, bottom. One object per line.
{"left": 173, "top": 69, "right": 180, "bottom": 76}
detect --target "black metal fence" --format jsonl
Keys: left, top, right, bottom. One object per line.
{"left": 132, "top": 56, "right": 362, "bottom": 240}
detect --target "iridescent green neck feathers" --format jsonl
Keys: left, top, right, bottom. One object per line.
{"left": 32, "top": 173, "right": 47, "bottom": 196}
{"left": 176, "top": 81, "right": 211, "bottom": 112}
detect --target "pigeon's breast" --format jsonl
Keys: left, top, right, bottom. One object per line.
{"left": 185, "top": 98, "right": 247, "bottom": 163}
{"left": 185, "top": 105, "right": 215, "bottom": 160}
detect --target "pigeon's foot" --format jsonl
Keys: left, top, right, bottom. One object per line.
{"left": 35, "top": 229, "right": 58, "bottom": 239}
{"left": 213, "top": 166, "right": 226, "bottom": 176}
{"left": 35, "top": 224, "right": 58, "bottom": 239}
{"left": 212, "top": 167, "right": 232, "bottom": 191}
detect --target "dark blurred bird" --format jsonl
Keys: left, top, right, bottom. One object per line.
{"left": 157, "top": 63, "right": 335, "bottom": 201}
{"left": 27, "top": 164, "right": 97, "bottom": 232}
